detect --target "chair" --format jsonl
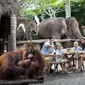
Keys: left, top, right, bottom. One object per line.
{"left": 47, "top": 57, "right": 68, "bottom": 74}
{"left": 72, "top": 52, "right": 84, "bottom": 70}
{"left": 44, "top": 55, "right": 55, "bottom": 73}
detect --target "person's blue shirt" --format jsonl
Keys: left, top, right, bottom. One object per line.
{"left": 73, "top": 46, "right": 82, "bottom": 52}
{"left": 55, "top": 49, "right": 63, "bottom": 55}
{"left": 55, "top": 49, "right": 63, "bottom": 63}
{"left": 84, "top": 48, "right": 85, "bottom": 51}
{"left": 41, "top": 41, "right": 55, "bottom": 55}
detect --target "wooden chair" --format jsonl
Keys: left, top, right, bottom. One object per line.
{"left": 47, "top": 59, "right": 68, "bottom": 74}
{"left": 72, "top": 53, "right": 84, "bottom": 70}
{"left": 44, "top": 55, "right": 55, "bottom": 73}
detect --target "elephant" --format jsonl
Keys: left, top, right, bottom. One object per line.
{"left": 81, "top": 25, "right": 85, "bottom": 36}
{"left": 39, "top": 17, "right": 67, "bottom": 39}
{"left": 16, "top": 17, "right": 83, "bottom": 48}
{"left": 63, "top": 17, "right": 82, "bottom": 47}
{"left": 66, "top": 17, "right": 82, "bottom": 39}
{"left": 38, "top": 17, "right": 83, "bottom": 48}
{"left": 16, "top": 19, "right": 38, "bottom": 40}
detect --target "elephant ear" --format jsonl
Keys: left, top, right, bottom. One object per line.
{"left": 39, "top": 18, "right": 67, "bottom": 39}
{"left": 39, "top": 19, "right": 53, "bottom": 38}
{"left": 52, "top": 18, "right": 67, "bottom": 39}
{"left": 52, "top": 32, "right": 61, "bottom": 39}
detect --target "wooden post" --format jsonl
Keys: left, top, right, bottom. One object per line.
{"left": 29, "top": 32, "right": 32, "bottom": 43}
{"left": 26, "top": 32, "right": 32, "bottom": 44}
{"left": 8, "top": 14, "right": 17, "bottom": 51}
{"left": 65, "top": 0, "right": 71, "bottom": 18}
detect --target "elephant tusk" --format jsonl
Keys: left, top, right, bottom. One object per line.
{"left": 17, "top": 23, "right": 26, "bottom": 33}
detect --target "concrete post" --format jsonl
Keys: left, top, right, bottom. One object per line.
{"left": 65, "top": 0, "right": 71, "bottom": 18}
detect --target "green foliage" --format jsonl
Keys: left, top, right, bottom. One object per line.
{"left": 20, "top": 0, "right": 65, "bottom": 19}
{"left": 20, "top": 0, "right": 85, "bottom": 27}
{"left": 70, "top": 0, "right": 85, "bottom": 26}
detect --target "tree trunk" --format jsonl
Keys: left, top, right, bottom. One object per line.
{"left": 65, "top": 0, "right": 71, "bottom": 18}
{"left": 8, "top": 14, "right": 17, "bottom": 51}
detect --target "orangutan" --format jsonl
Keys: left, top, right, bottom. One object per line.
{"left": 18, "top": 43, "right": 45, "bottom": 80}
{"left": 0, "top": 52, "right": 26, "bottom": 80}
{"left": 0, "top": 43, "right": 45, "bottom": 80}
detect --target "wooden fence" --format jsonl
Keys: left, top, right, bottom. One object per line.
{"left": 16, "top": 39, "right": 80, "bottom": 44}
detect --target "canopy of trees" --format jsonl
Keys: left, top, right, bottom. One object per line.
{"left": 19, "top": 0, "right": 85, "bottom": 26}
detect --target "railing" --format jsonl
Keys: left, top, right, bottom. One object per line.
{"left": 16, "top": 39, "right": 80, "bottom": 44}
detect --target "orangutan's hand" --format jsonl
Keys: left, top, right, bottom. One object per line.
{"left": 17, "top": 59, "right": 30, "bottom": 66}
{"left": 21, "top": 59, "right": 31, "bottom": 68}
{"left": 24, "top": 59, "right": 30, "bottom": 63}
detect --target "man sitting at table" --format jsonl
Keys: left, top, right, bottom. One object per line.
{"left": 55, "top": 43, "right": 67, "bottom": 73}
{"left": 41, "top": 36, "right": 55, "bottom": 71}
{"left": 41, "top": 36, "right": 55, "bottom": 55}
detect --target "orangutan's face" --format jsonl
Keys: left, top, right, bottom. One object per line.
{"left": 27, "top": 53, "right": 33, "bottom": 59}
{"left": 26, "top": 46, "right": 34, "bottom": 59}
{"left": 27, "top": 46, "right": 33, "bottom": 53}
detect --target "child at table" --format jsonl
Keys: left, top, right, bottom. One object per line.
{"left": 72, "top": 41, "right": 83, "bottom": 72}
{"left": 55, "top": 43, "right": 67, "bottom": 73}
{"left": 73, "top": 41, "right": 82, "bottom": 52}
{"left": 65, "top": 41, "right": 82, "bottom": 70}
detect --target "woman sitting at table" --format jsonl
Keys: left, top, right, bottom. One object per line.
{"left": 78, "top": 39, "right": 85, "bottom": 72}
{"left": 80, "top": 38, "right": 85, "bottom": 51}
{"left": 55, "top": 43, "right": 67, "bottom": 73}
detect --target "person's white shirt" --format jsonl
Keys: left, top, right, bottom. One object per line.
{"left": 41, "top": 40, "right": 55, "bottom": 55}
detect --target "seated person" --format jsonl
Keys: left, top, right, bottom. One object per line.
{"left": 41, "top": 36, "right": 55, "bottom": 55}
{"left": 41, "top": 36, "right": 55, "bottom": 59}
{"left": 78, "top": 39, "right": 85, "bottom": 72}
{"left": 55, "top": 43, "right": 67, "bottom": 73}
{"left": 67, "top": 41, "right": 82, "bottom": 69}
{"left": 80, "top": 38, "right": 85, "bottom": 51}
{"left": 41, "top": 36, "right": 55, "bottom": 71}
{"left": 73, "top": 41, "right": 82, "bottom": 52}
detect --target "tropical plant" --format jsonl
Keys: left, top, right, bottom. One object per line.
{"left": 19, "top": 0, "right": 65, "bottom": 20}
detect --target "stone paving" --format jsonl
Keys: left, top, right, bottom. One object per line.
{"left": 29, "top": 61, "right": 85, "bottom": 85}
{"left": 29, "top": 71, "right": 85, "bottom": 85}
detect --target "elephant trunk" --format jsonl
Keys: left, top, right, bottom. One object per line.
{"left": 72, "top": 27, "right": 82, "bottom": 39}
{"left": 61, "top": 28, "right": 67, "bottom": 39}
{"left": 81, "top": 26, "right": 85, "bottom": 37}
{"left": 66, "top": 17, "right": 83, "bottom": 39}
{"left": 16, "top": 28, "right": 25, "bottom": 40}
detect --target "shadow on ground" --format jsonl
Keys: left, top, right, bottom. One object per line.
{"left": 29, "top": 70, "right": 85, "bottom": 85}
